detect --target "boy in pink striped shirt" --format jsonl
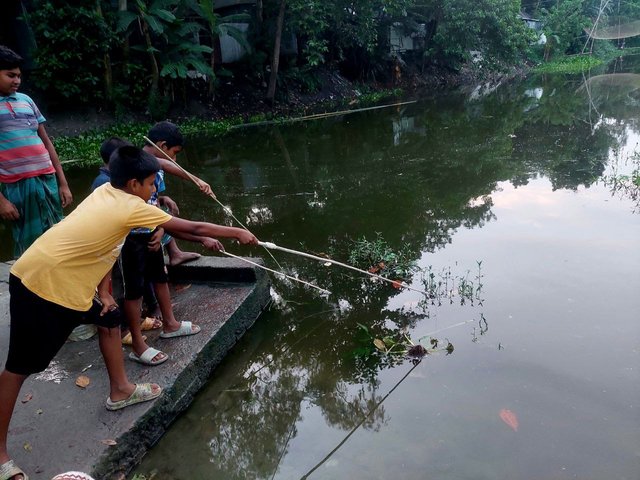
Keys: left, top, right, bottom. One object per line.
{"left": 0, "top": 45, "right": 72, "bottom": 257}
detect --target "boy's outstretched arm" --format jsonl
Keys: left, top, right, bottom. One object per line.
{"left": 157, "top": 158, "right": 214, "bottom": 196}
{"left": 38, "top": 124, "right": 73, "bottom": 207}
{"left": 163, "top": 228, "right": 225, "bottom": 251}
{"left": 161, "top": 217, "right": 258, "bottom": 245}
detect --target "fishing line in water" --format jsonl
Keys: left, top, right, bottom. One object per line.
{"left": 419, "top": 319, "right": 475, "bottom": 340}
{"left": 299, "top": 359, "right": 423, "bottom": 479}
{"left": 241, "top": 307, "right": 340, "bottom": 381}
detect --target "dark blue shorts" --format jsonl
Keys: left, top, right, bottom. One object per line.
{"left": 120, "top": 232, "right": 168, "bottom": 300}
{"left": 5, "top": 274, "right": 121, "bottom": 375}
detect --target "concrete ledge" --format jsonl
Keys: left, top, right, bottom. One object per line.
{"left": 2, "top": 256, "right": 271, "bottom": 480}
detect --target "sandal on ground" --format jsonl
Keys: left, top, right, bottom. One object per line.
{"left": 51, "top": 472, "right": 94, "bottom": 480}
{"left": 128, "top": 347, "right": 168, "bottom": 366}
{"left": 105, "top": 383, "right": 162, "bottom": 411}
{"left": 140, "top": 316, "right": 162, "bottom": 331}
{"left": 121, "top": 332, "right": 146, "bottom": 346}
{"left": 0, "top": 459, "right": 29, "bottom": 480}
{"left": 160, "top": 321, "right": 201, "bottom": 339}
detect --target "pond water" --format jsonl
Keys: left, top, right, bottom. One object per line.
{"left": 3, "top": 60, "right": 640, "bottom": 479}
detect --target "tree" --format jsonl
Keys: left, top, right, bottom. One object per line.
{"left": 189, "top": 0, "right": 251, "bottom": 98}
{"left": 266, "top": 0, "right": 286, "bottom": 102}
{"left": 540, "top": 0, "right": 589, "bottom": 59}
{"left": 25, "top": 0, "right": 115, "bottom": 104}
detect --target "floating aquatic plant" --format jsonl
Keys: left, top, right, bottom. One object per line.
{"left": 348, "top": 233, "right": 416, "bottom": 279}
{"left": 357, "top": 325, "right": 453, "bottom": 360}
{"left": 347, "top": 234, "right": 484, "bottom": 306}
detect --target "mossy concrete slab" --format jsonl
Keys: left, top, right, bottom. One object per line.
{"left": 0, "top": 256, "right": 270, "bottom": 479}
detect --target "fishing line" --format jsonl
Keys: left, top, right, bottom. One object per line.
{"left": 300, "top": 359, "right": 422, "bottom": 479}
{"left": 271, "top": 421, "right": 297, "bottom": 480}
{"left": 230, "top": 100, "right": 418, "bottom": 129}
{"left": 219, "top": 250, "right": 330, "bottom": 294}
{"left": 242, "top": 307, "right": 340, "bottom": 381}
{"left": 259, "top": 241, "right": 432, "bottom": 297}
{"left": 419, "top": 319, "right": 475, "bottom": 340}
{"left": 143, "top": 136, "right": 286, "bottom": 272}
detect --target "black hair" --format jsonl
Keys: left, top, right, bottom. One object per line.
{"left": 147, "top": 121, "right": 184, "bottom": 148}
{"left": 0, "top": 45, "right": 23, "bottom": 70}
{"left": 100, "top": 137, "right": 132, "bottom": 164}
{"left": 109, "top": 146, "right": 160, "bottom": 188}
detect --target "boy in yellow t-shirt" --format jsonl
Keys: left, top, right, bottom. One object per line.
{"left": 0, "top": 146, "right": 258, "bottom": 479}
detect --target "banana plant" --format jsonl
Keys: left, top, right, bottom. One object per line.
{"left": 189, "top": 0, "right": 252, "bottom": 97}
{"left": 117, "top": 0, "right": 180, "bottom": 96}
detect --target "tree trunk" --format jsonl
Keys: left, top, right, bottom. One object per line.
{"left": 266, "top": 0, "right": 286, "bottom": 103}
{"left": 256, "top": 0, "right": 263, "bottom": 28}
{"left": 119, "top": 0, "right": 130, "bottom": 75}
{"left": 96, "top": 1, "right": 112, "bottom": 101}
{"left": 142, "top": 21, "right": 160, "bottom": 96}
{"left": 209, "top": 50, "right": 216, "bottom": 98}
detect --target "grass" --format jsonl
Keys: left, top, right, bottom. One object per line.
{"left": 533, "top": 54, "right": 603, "bottom": 74}
{"left": 54, "top": 117, "right": 241, "bottom": 169}
{"left": 533, "top": 46, "right": 640, "bottom": 74}
{"left": 53, "top": 86, "right": 404, "bottom": 169}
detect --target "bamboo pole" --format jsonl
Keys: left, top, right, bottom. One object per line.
{"left": 258, "top": 241, "right": 430, "bottom": 297}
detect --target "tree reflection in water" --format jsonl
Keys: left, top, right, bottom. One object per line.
{"left": 133, "top": 61, "right": 640, "bottom": 479}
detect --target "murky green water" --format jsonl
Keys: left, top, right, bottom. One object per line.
{"left": 3, "top": 60, "right": 640, "bottom": 479}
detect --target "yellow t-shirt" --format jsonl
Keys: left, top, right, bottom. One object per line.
{"left": 11, "top": 184, "right": 171, "bottom": 311}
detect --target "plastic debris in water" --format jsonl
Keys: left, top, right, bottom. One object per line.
{"left": 499, "top": 408, "right": 519, "bottom": 432}
{"left": 407, "top": 344, "right": 428, "bottom": 358}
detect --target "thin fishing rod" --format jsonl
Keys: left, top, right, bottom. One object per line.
{"left": 220, "top": 250, "right": 331, "bottom": 295}
{"left": 142, "top": 136, "right": 285, "bottom": 270}
{"left": 230, "top": 100, "right": 418, "bottom": 129}
{"left": 258, "top": 241, "right": 431, "bottom": 297}
{"left": 300, "top": 359, "right": 422, "bottom": 479}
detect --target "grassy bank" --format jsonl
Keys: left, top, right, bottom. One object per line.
{"left": 54, "top": 88, "right": 403, "bottom": 168}
{"left": 533, "top": 47, "right": 640, "bottom": 74}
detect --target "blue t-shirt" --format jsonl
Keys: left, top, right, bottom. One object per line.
{"left": 130, "top": 170, "right": 165, "bottom": 234}
{"left": 90, "top": 166, "right": 110, "bottom": 192}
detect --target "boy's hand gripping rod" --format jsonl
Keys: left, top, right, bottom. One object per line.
{"left": 258, "top": 241, "right": 431, "bottom": 297}
{"left": 143, "top": 136, "right": 327, "bottom": 294}
{"left": 143, "top": 136, "right": 282, "bottom": 263}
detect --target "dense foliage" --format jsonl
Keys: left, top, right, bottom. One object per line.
{"left": 9, "top": 0, "right": 640, "bottom": 113}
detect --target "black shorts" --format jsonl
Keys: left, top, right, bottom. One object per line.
{"left": 120, "top": 232, "right": 168, "bottom": 300}
{"left": 6, "top": 274, "right": 122, "bottom": 375}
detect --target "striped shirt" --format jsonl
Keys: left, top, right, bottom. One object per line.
{"left": 0, "top": 92, "right": 55, "bottom": 183}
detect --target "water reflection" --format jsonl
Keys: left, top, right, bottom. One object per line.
{"left": 132, "top": 64, "right": 639, "bottom": 480}
{"left": 1, "top": 62, "right": 638, "bottom": 480}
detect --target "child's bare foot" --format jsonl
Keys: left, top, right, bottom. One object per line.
{"left": 169, "top": 251, "right": 201, "bottom": 266}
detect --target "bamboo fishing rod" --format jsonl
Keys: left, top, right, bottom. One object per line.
{"left": 258, "top": 241, "right": 431, "bottom": 297}
{"left": 142, "top": 135, "right": 286, "bottom": 271}
{"left": 230, "top": 100, "right": 418, "bottom": 129}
